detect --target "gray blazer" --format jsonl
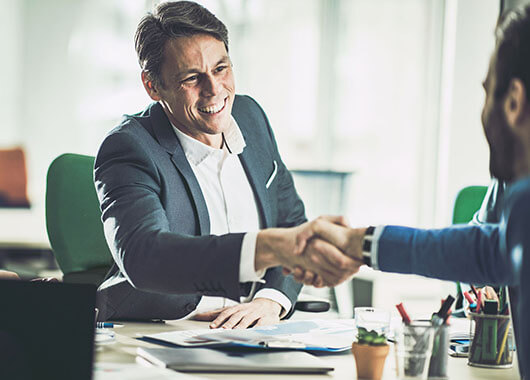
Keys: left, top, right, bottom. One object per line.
{"left": 94, "top": 95, "right": 305, "bottom": 321}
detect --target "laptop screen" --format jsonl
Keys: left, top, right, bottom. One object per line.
{"left": 0, "top": 280, "right": 96, "bottom": 380}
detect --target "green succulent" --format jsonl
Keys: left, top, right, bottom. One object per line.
{"left": 356, "top": 327, "right": 387, "bottom": 346}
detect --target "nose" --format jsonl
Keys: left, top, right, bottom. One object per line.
{"left": 200, "top": 73, "right": 221, "bottom": 97}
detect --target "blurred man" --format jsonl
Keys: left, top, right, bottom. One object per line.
{"left": 295, "top": 6, "right": 530, "bottom": 377}
{"left": 95, "top": 1, "right": 360, "bottom": 326}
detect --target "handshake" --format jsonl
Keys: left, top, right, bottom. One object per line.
{"left": 256, "top": 216, "right": 368, "bottom": 288}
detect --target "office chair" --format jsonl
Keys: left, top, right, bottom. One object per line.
{"left": 0, "top": 147, "right": 30, "bottom": 208}
{"left": 45, "top": 154, "right": 329, "bottom": 312}
{"left": 452, "top": 185, "right": 488, "bottom": 225}
{"left": 45, "top": 154, "right": 113, "bottom": 284}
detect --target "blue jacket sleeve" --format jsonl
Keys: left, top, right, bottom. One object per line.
{"left": 377, "top": 224, "right": 517, "bottom": 286}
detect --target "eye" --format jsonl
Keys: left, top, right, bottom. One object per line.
{"left": 182, "top": 75, "right": 199, "bottom": 84}
{"left": 214, "top": 65, "right": 228, "bottom": 74}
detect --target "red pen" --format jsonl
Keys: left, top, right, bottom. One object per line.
{"left": 463, "top": 291, "right": 475, "bottom": 304}
{"left": 476, "top": 290, "right": 482, "bottom": 313}
{"left": 396, "top": 303, "right": 411, "bottom": 325}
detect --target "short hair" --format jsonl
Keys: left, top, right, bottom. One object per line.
{"left": 134, "top": 1, "right": 229, "bottom": 87}
{"left": 494, "top": 4, "right": 530, "bottom": 100}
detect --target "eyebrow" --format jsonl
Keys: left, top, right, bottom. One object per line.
{"left": 177, "top": 56, "right": 231, "bottom": 79}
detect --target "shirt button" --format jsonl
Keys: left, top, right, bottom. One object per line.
{"left": 185, "top": 303, "right": 196, "bottom": 312}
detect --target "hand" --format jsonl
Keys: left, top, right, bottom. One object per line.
{"left": 192, "top": 298, "right": 282, "bottom": 329}
{"left": 287, "top": 216, "right": 367, "bottom": 286}
{"left": 255, "top": 216, "right": 365, "bottom": 287}
{"left": 0, "top": 270, "right": 20, "bottom": 280}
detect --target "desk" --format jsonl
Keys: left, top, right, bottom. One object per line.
{"left": 95, "top": 319, "right": 520, "bottom": 379}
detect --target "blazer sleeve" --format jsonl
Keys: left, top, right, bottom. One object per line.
{"left": 377, "top": 223, "right": 517, "bottom": 286}
{"left": 95, "top": 128, "right": 245, "bottom": 301}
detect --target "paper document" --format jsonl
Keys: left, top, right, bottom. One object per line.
{"left": 143, "top": 319, "right": 356, "bottom": 352}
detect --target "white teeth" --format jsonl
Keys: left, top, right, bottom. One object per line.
{"left": 199, "top": 100, "right": 224, "bottom": 114}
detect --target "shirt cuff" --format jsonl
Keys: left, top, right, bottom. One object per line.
{"left": 370, "top": 225, "right": 386, "bottom": 270}
{"left": 253, "top": 288, "right": 292, "bottom": 319}
{"left": 239, "top": 232, "right": 266, "bottom": 283}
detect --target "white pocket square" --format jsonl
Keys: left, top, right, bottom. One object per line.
{"left": 265, "top": 160, "right": 278, "bottom": 189}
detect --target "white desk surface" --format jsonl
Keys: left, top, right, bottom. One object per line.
{"left": 0, "top": 208, "right": 50, "bottom": 249}
{"left": 95, "top": 319, "right": 520, "bottom": 380}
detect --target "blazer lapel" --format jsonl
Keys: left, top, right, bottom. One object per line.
{"left": 149, "top": 103, "right": 210, "bottom": 235}
{"left": 237, "top": 130, "right": 272, "bottom": 229}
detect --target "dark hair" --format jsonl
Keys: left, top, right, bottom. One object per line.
{"left": 494, "top": 5, "right": 530, "bottom": 100}
{"left": 134, "top": 1, "right": 229, "bottom": 87}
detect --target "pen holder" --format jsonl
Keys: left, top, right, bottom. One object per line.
{"left": 395, "top": 321, "right": 435, "bottom": 380}
{"left": 427, "top": 324, "right": 449, "bottom": 380}
{"left": 468, "top": 312, "right": 513, "bottom": 368}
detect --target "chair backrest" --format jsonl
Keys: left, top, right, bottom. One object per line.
{"left": 45, "top": 154, "right": 113, "bottom": 284}
{"left": 452, "top": 185, "right": 489, "bottom": 224}
{"left": 0, "top": 147, "right": 30, "bottom": 208}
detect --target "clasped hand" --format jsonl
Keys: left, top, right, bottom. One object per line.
{"left": 280, "top": 216, "right": 367, "bottom": 287}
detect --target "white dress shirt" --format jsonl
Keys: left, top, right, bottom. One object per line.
{"left": 172, "top": 118, "right": 291, "bottom": 318}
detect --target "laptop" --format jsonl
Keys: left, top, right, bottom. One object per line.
{"left": 137, "top": 347, "right": 334, "bottom": 374}
{"left": 0, "top": 279, "right": 96, "bottom": 380}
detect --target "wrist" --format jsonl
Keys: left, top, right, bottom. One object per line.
{"left": 255, "top": 229, "right": 283, "bottom": 271}
{"left": 254, "top": 297, "right": 283, "bottom": 316}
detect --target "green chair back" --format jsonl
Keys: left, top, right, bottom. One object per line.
{"left": 452, "top": 185, "right": 488, "bottom": 224}
{"left": 46, "top": 153, "right": 113, "bottom": 284}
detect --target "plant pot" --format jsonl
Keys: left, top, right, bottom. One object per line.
{"left": 352, "top": 342, "right": 390, "bottom": 380}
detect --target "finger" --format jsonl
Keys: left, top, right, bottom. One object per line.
{"left": 192, "top": 308, "right": 226, "bottom": 322}
{"left": 254, "top": 316, "right": 279, "bottom": 327}
{"left": 294, "top": 221, "right": 316, "bottom": 255}
{"left": 313, "top": 275, "right": 325, "bottom": 288}
{"left": 210, "top": 307, "right": 239, "bottom": 328}
{"left": 318, "top": 215, "right": 350, "bottom": 227}
{"left": 309, "top": 220, "right": 353, "bottom": 253}
{"left": 234, "top": 313, "right": 259, "bottom": 329}
{"left": 302, "top": 270, "right": 315, "bottom": 286}
{"left": 307, "top": 239, "right": 359, "bottom": 274}
{"left": 292, "top": 267, "right": 305, "bottom": 282}
{"left": 219, "top": 311, "right": 246, "bottom": 329}
{"left": 282, "top": 267, "right": 292, "bottom": 276}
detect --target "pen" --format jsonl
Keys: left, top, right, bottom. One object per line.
{"left": 463, "top": 291, "right": 475, "bottom": 304}
{"left": 476, "top": 291, "right": 482, "bottom": 313}
{"left": 470, "top": 284, "right": 479, "bottom": 299}
{"left": 96, "top": 322, "right": 123, "bottom": 329}
{"left": 396, "top": 303, "right": 411, "bottom": 325}
{"left": 431, "top": 295, "right": 455, "bottom": 326}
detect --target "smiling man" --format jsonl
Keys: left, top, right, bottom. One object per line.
{"left": 94, "top": 1, "right": 360, "bottom": 327}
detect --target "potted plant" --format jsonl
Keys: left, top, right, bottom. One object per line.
{"left": 351, "top": 327, "right": 390, "bottom": 380}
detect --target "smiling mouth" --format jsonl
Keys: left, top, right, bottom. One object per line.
{"left": 198, "top": 98, "right": 227, "bottom": 115}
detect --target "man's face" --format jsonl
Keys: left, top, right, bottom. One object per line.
{"left": 481, "top": 54, "right": 518, "bottom": 182}
{"left": 153, "top": 34, "right": 235, "bottom": 147}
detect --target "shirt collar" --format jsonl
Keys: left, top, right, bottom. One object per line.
{"left": 171, "top": 116, "right": 246, "bottom": 166}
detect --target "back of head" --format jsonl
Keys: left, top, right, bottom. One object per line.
{"left": 135, "top": 1, "right": 229, "bottom": 88}
{"left": 494, "top": 5, "right": 530, "bottom": 100}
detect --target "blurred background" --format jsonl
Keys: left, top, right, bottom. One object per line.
{"left": 0, "top": 0, "right": 526, "bottom": 318}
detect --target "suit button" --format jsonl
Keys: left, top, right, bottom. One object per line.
{"left": 185, "top": 303, "right": 196, "bottom": 312}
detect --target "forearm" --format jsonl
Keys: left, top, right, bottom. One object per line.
{"left": 377, "top": 225, "right": 517, "bottom": 285}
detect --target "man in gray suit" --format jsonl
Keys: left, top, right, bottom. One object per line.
{"left": 95, "top": 1, "right": 360, "bottom": 326}
{"left": 293, "top": 6, "right": 530, "bottom": 376}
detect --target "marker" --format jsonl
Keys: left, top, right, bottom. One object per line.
{"left": 463, "top": 291, "right": 475, "bottom": 304}
{"left": 476, "top": 291, "right": 482, "bottom": 313}
{"left": 432, "top": 295, "right": 455, "bottom": 326}
{"left": 470, "top": 284, "right": 479, "bottom": 299}
{"left": 96, "top": 322, "right": 123, "bottom": 329}
{"left": 396, "top": 303, "right": 411, "bottom": 325}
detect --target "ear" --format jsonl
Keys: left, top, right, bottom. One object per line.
{"left": 141, "top": 71, "right": 161, "bottom": 101}
{"left": 503, "top": 78, "right": 527, "bottom": 129}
